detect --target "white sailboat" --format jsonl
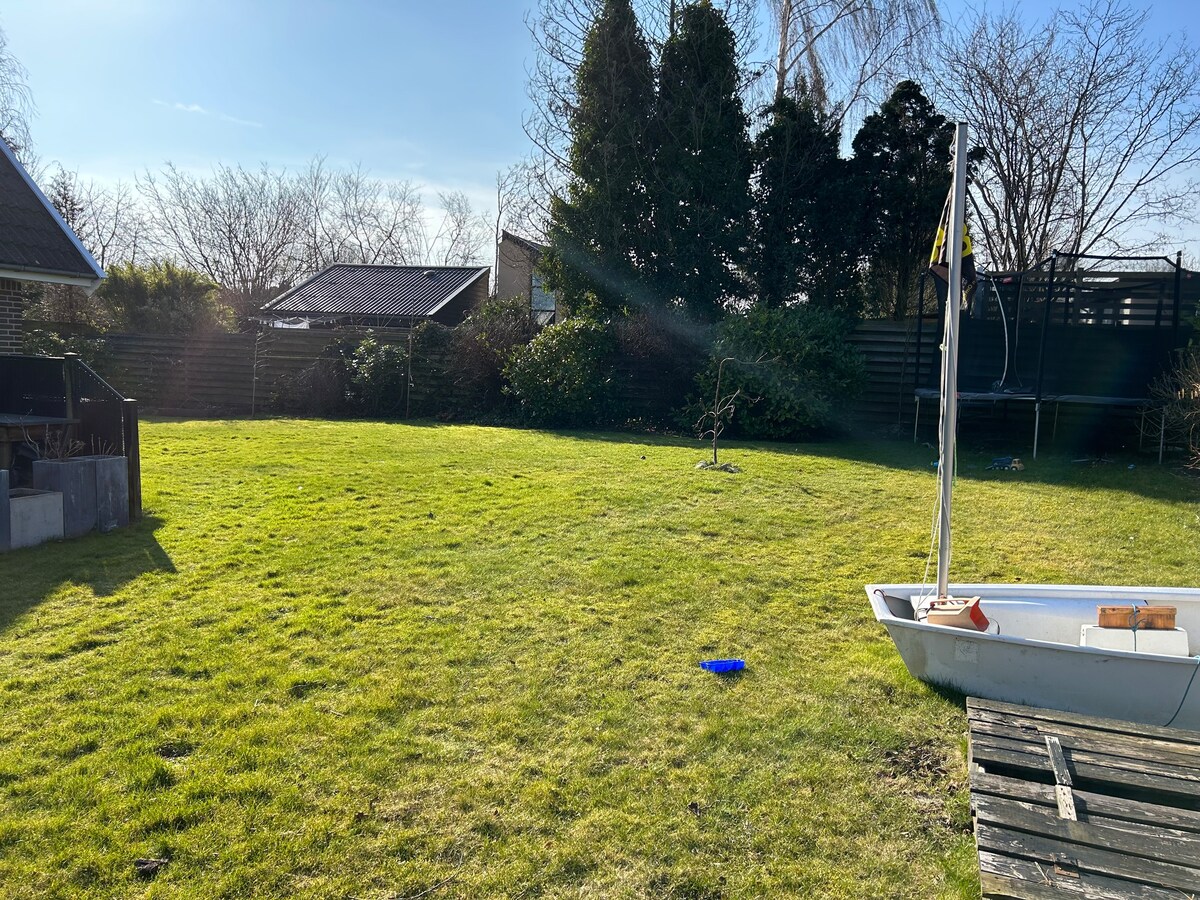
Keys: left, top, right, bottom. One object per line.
{"left": 866, "top": 123, "right": 1200, "bottom": 732}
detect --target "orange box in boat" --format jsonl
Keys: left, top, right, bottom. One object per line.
{"left": 925, "top": 597, "right": 989, "bottom": 631}
{"left": 1097, "top": 605, "right": 1177, "bottom": 629}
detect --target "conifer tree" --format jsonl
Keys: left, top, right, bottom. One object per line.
{"left": 851, "top": 80, "right": 952, "bottom": 319}
{"left": 750, "top": 87, "right": 857, "bottom": 311}
{"left": 541, "top": 0, "right": 656, "bottom": 316}
{"left": 652, "top": 2, "right": 752, "bottom": 321}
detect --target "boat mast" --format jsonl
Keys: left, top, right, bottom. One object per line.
{"left": 937, "top": 122, "right": 969, "bottom": 600}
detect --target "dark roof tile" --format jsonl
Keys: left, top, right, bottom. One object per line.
{"left": 261, "top": 264, "right": 489, "bottom": 319}
{"left": 0, "top": 138, "right": 104, "bottom": 282}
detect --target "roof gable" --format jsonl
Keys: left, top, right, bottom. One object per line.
{"left": 261, "top": 265, "right": 489, "bottom": 320}
{"left": 0, "top": 137, "right": 105, "bottom": 290}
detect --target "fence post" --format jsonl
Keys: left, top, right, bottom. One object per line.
{"left": 63, "top": 352, "right": 77, "bottom": 423}
{"left": 122, "top": 398, "right": 142, "bottom": 520}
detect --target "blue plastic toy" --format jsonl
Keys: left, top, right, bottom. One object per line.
{"left": 700, "top": 659, "right": 745, "bottom": 674}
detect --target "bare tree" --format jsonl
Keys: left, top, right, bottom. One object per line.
{"left": 294, "top": 158, "right": 426, "bottom": 275}
{"left": 138, "top": 162, "right": 305, "bottom": 321}
{"left": 769, "top": 0, "right": 937, "bottom": 117}
{"left": 46, "top": 167, "right": 146, "bottom": 269}
{"left": 136, "top": 158, "right": 491, "bottom": 324}
{"left": 0, "top": 25, "right": 33, "bottom": 159}
{"left": 932, "top": 0, "right": 1200, "bottom": 271}
{"left": 425, "top": 190, "right": 490, "bottom": 266}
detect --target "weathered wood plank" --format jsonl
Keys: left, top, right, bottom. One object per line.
{"left": 971, "top": 770, "right": 1200, "bottom": 833}
{"left": 975, "top": 822, "right": 1200, "bottom": 892}
{"left": 968, "top": 697, "right": 1200, "bottom": 745}
{"left": 973, "top": 793, "right": 1200, "bottom": 868}
{"left": 978, "top": 851, "right": 1196, "bottom": 900}
{"left": 1045, "top": 736, "right": 1073, "bottom": 787}
{"left": 971, "top": 739, "right": 1200, "bottom": 804}
{"left": 969, "top": 720, "right": 1200, "bottom": 779}
{"left": 969, "top": 711, "right": 1200, "bottom": 770}
{"left": 972, "top": 731, "right": 1200, "bottom": 788}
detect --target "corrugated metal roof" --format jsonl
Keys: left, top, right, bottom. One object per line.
{"left": 0, "top": 138, "right": 105, "bottom": 284}
{"left": 261, "top": 264, "right": 489, "bottom": 319}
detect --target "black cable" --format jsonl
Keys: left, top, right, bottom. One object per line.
{"left": 1165, "top": 656, "right": 1200, "bottom": 729}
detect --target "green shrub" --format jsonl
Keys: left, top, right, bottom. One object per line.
{"left": 504, "top": 317, "right": 619, "bottom": 427}
{"left": 687, "top": 305, "right": 865, "bottom": 440}
{"left": 273, "top": 351, "right": 351, "bottom": 417}
{"left": 612, "top": 312, "right": 710, "bottom": 430}
{"left": 21, "top": 329, "right": 112, "bottom": 372}
{"left": 1152, "top": 347, "right": 1200, "bottom": 468}
{"left": 452, "top": 296, "right": 537, "bottom": 413}
{"left": 345, "top": 336, "right": 409, "bottom": 417}
{"left": 97, "top": 262, "right": 227, "bottom": 334}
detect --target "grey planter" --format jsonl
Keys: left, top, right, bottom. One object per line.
{"left": 80, "top": 455, "right": 130, "bottom": 532}
{"left": 0, "top": 469, "right": 9, "bottom": 551}
{"left": 33, "top": 458, "right": 98, "bottom": 539}
{"left": 9, "top": 488, "right": 64, "bottom": 549}
{"left": 32, "top": 456, "right": 130, "bottom": 537}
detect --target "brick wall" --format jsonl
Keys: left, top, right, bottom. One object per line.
{"left": 0, "top": 279, "right": 22, "bottom": 355}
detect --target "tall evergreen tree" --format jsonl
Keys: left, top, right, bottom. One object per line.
{"left": 541, "top": 0, "right": 656, "bottom": 316}
{"left": 851, "top": 80, "right": 952, "bottom": 319}
{"left": 750, "top": 87, "right": 859, "bottom": 312}
{"left": 651, "top": 2, "right": 752, "bottom": 321}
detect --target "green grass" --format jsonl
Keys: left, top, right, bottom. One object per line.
{"left": 1, "top": 420, "right": 1196, "bottom": 899}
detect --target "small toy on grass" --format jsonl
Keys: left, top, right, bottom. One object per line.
{"left": 986, "top": 456, "right": 1024, "bottom": 471}
{"left": 700, "top": 659, "right": 745, "bottom": 674}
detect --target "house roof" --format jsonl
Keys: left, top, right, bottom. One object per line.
{"left": 260, "top": 264, "right": 490, "bottom": 320}
{"left": 501, "top": 230, "right": 547, "bottom": 258}
{"left": 0, "top": 137, "right": 105, "bottom": 291}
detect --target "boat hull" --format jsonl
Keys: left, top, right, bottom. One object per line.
{"left": 867, "top": 583, "right": 1200, "bottom": 732}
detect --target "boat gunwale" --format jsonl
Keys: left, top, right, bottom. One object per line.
{"left": 866, "top": 583, "right": 1200, "bottom": 664}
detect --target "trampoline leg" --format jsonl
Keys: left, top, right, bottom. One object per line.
{"left": 1160, "top": 408, "right": 1166, "bottom": 465}
{"left": 913, "top": 396, "right": 920, "bottom": 443}
{"left": 1053, "top": 402, "right": 1060, "bottom": 441}
{"left": 1139, "top": 408, "right": 1146, "bottom": 451}
{"left": 1033, "top": 401, "right": 1042, "bottom": 460}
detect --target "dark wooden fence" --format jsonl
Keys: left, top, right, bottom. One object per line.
{"left": 32, "top": 321, "right": 933, "bottom": 428}
{"left": 847, "top": 319, "right": 934, "bottom": 432}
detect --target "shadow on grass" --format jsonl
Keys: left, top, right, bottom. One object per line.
{"left": 0, "top": 515, "right": 174, "bottom": 633}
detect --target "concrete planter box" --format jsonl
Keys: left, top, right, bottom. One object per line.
{"left": 0, "top": 469, "right": 9, "bottom": 551}
{"left": 32, "top": 456, "right": 130, "bottom": 537}
{"left": 8, "top": 488, "right": 64, "bottom": 550}
{"left": 33, "top": 458, "right": 98, "bottom": 539}
{"left": 76, "top": 455, "right": 130, "bottom": 533}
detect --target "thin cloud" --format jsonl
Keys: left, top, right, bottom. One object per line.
{"left": 152, "top": 99, "right": 263, "bottom": 128}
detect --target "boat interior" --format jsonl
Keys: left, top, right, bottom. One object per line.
{"left": 872, "top": 585, "right": 1200, "bottom": 657}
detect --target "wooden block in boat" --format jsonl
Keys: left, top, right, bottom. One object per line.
{"left": 926, "top": 596, "right": 988, "bottom": 630}
{"left": 1097, "top": 605, "right": 1177, "bottom": 629}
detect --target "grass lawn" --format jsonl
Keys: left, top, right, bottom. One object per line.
{"left": 1, "top": 419, "right": 1197, "bottom": 899}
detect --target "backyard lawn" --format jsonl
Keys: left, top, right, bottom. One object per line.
{"left": 1, "top": 419, "right": 1197, "bottom": 899}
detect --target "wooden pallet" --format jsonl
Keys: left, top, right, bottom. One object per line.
{"left": 967, "top": 696, "right": 1200, "bottom": 898}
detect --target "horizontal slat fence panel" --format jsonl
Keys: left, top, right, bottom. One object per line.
{"left": 35, "top": 321, "right": 933, "bottom": 426}
{"left": 847, "top": 319, "right": 935, "bottom": 431}
{"left": 33, "top": 319, "right": 1172, "bottom": 447}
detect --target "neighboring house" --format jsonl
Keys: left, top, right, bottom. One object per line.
{"left": 0, "top": 137, "right": 105, "bottom": 354}
{"left": 257, "top": 264, "right": 490, "bottom": 329}
{"left": 497, "top": 230, "right": 558, "bottom": 325}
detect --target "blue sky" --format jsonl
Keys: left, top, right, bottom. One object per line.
{"left": 2, "top": 0, "right": 536, "bottom": 210}
{"left": 4, "top": 0, "right": 1199, "bottom": 254}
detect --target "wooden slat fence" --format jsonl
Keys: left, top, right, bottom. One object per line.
{"left": 847, "top": 319, "right": 935, "bottom": 431}
{"left": 51, "top": 321, "right": 932, "bottom": 427}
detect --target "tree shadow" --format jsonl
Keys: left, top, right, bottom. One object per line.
{"left": 0, "top": 515, "right": 174, "bottom": 634}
